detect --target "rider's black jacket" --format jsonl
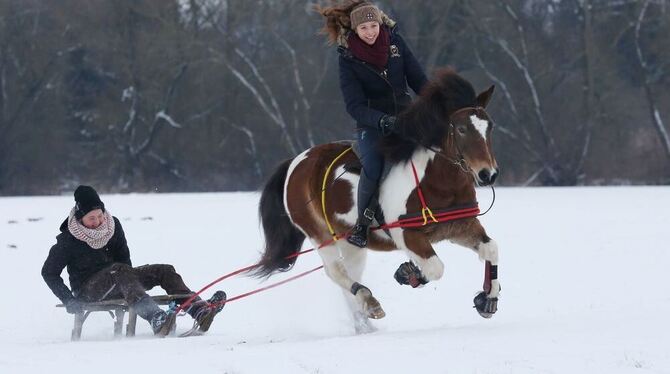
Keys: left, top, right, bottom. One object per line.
{"left": 337, "top": 25, "right": 427, "bottom": 130}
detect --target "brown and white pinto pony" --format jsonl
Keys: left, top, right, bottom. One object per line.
{"left": 255, "top": 70, "right": 500, "bottom": 333}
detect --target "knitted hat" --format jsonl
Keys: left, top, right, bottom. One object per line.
{"left": 350, "top": 4, "right": 382, "bottom": 30}
{"left": 74, "top": 185, "right": 105, "bottom": 219}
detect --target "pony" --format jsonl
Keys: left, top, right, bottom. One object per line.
{"left": 255, "top": 69, "right": 500, "bottom": 333}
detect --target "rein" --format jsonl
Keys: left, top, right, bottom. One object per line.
{"left": 400, "top": 106, "right": 480, "bottom": 174}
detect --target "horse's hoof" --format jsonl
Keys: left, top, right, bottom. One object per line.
{"left": 367, "top": 305, "right": 386, "bottom": 319}
{"left": 394, "top": 261, "right": 428, "bottom": 288}
{"left": 365, "top": 299, "right": 386, "bottom": 319}
{"left": 473, "top": 291, "right": 498, "bottom": 318}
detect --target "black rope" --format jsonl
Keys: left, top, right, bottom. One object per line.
{"left": 478, "top": 184, "right": 496, "bottom": 216}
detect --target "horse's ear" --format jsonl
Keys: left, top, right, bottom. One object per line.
{"left": 476, "top": 85, "right": 495, "bottom": 108}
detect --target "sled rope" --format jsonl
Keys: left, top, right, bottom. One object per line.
{"left": 175, "top": 236, "right": 346, "bottom": 314}
{"left": 224, "top": 266, "right": 324, "bottom": 304}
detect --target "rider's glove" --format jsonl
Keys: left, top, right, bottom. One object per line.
{"left": 378, "top": 115, "right": 397, "bottom": 136}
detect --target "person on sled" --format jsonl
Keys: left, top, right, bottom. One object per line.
{"left": 318, "top": 1, "right": 428, "bottom": 247}
{"left": 41, "top": 185, "right": 225, "bottom": 337}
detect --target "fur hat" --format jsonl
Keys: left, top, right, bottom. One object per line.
{"left": 350, "top": 4, "right": 382, "bottom": 30}
{"left": 74, "top": 185, "right": 105, "bottom": 219}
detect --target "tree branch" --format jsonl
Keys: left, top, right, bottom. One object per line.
{"left": 134, "top": 63, "right": 188, "bottom": 157}
{"left": 634, "top": 0, "right": 670, "bottom": 158}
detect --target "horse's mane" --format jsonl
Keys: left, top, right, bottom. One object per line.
{"left": 380, "top": 68, "right": 478, "bottom": 162}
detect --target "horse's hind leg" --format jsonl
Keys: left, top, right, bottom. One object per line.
{"left": 338, "top": 242, "right": 378, "bottom": 334}
{"left": 316, "top": 242, "right": 385, "bottom": 323}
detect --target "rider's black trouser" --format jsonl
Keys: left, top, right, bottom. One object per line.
{"left": 355, "top": 127, "right": 384, "bottom": 221}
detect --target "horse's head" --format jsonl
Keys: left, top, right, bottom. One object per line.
{"left": 447, "top": 87, "right": 499, "bottom": 186}
{"left": 384, "top": 69, "right": 499, "bottom": 186}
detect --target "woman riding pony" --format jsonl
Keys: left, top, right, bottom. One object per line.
{"left": 318, "top": 1, "right": 428, "bottom": 247}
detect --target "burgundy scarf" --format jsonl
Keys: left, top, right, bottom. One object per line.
{"left": 347, "top": 25, "right": 390, "bottom": 71}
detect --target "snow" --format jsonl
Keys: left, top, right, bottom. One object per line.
{"left": 0, "top": 187, "right": 668, "bottom": 373}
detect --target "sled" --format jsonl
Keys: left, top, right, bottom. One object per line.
{"left": 56, "top": 294, "right": 192, "bottom": 341}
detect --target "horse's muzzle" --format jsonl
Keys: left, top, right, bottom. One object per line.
{"left": 477, "top": 168, "right": 499, "bottom": 186}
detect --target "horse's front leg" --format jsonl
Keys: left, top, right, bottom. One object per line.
{"left": 449, "top": 219, "right": 501, "bottom": 318}
{"left": 396, "top": 230, "right": 445, "bottom": 286}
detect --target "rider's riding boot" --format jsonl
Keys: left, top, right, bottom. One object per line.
{"left": 347, "top": 170, "right": 379, "bottom": 248}
{"left": 347, "top": 208, "right": 375, "bottom": 248}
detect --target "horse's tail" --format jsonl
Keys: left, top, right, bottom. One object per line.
{"left": 252, "top": 158, "right": 306, "bottom": 278}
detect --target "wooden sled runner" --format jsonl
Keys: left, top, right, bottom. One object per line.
{"left": 56, "top": 294, "right": 192, "bottom": 341}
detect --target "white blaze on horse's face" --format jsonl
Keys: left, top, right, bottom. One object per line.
{"left": 452, "top": 110, "right": 498, "bottom": 186}
{"left": 470, "top": 114, "right": 489, "bottom": 141}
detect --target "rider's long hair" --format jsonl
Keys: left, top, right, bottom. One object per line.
{"left": 314, "top": 0, "right": 369, "bottom": 45}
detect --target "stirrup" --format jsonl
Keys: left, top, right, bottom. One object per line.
{"left": 363, "top": 208, "right": 375, "bottom": 222}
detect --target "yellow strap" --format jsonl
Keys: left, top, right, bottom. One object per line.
{"left": 321, "top": 147, "right": 353, "bottom": 240}
{"left": 421, "top": 206, "right": 439, "bottom": 226}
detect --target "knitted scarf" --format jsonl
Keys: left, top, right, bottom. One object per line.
{"left": 347, "top": 25, "right": 390, "bottom": 71}
{"left": 67, "top": 208, "right": 115, "bottom": 249}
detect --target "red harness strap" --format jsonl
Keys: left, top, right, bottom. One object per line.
{"left": 410, "top": 160, "right": 439, "bottom": 225}
{"left": 377, "top": 160, "right": 480, "bottom": 230}
{"left": 379, "top": 205, "right": 480, "bottom": 229}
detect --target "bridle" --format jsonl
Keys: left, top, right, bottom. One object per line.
{"left": 445, "top": 122, "right": 471, "bottom": 174}
{"left": 410, "top": 106, "right": 488, "bottom": 177}
{"left": 400, "top": 105, "right": 497, "bottom": 218}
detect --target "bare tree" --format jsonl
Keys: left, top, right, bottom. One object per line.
{"left": 633, "top": 0, "right": 670, "bottom": 159}
{"left": 0, "top": 0, "right": 69, "bottom": 193}
{"left": 1, "top": 0, "right": 669, "bottom": 194}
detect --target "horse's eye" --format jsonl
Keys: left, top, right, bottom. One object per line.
{"left": 457, "top": 126, "right": 467, "bottom": 135}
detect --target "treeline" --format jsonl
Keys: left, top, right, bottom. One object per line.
{"left": 0, "top": 0, "right": 668, "bottom": 195}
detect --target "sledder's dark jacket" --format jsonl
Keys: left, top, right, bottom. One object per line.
{"left": 41, "top": 216, "right": 131, "bottom": 303}
{"left": 338, "top": 25, "right": 428, "bottom": 130}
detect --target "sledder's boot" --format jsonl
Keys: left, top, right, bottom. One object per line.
{"left": 192, "top": 290, "right": 227, "bottom": 333}
{"left": 151, "top": 310, "right": 176, "bottom": 337}
{"left": 208, "top": 290, "right": 227, "bottom": 314}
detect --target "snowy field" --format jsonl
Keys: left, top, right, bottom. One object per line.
{"left": 0, "top": 187, "right": 668, "bottom": 373}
